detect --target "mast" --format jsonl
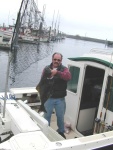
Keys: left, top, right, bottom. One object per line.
{"left": 57, "top": 14, "right": 60, "bottom": 39}
{"left": 54, "top": 10, "right": 59, "bottom": 31}
{"left": 51, "top": 10, "right": 55, "bottom": 30}
{"left": 54, "top": 10, "right": 59, "bottom": 40}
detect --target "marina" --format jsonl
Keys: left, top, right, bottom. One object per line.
{"left": 0, "top": 38, "right": 108, "bottom": 92}
{"left": 0, "top": 0, "right": 65, "bottom": 50}
{"left": 1, "top": 0, "right": 113, "bottom": 149}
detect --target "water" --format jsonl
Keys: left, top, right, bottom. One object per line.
{"left": 0, "top": 38, "right": 111, "bottom": 92}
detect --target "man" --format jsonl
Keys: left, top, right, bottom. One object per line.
{"left": 39, "top": 52, "right": 71, "bottom": 139}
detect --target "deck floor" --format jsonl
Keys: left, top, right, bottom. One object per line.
{"left": 50, "top": 113, "right": 76, "bottom": 139}
{"left": 31, "top": 106, "right": 76, "bottom": 139}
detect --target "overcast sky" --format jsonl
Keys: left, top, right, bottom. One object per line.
{"left": 0, "top": 0, "right": 113, "bottom": 40}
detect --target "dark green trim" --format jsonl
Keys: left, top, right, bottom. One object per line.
{"left": 68, "top": 57, "right": 113, "bottom": 68}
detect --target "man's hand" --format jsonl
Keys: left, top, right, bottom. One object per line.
{"left": 51, "top": 69, "right": 57, "bottom": 76}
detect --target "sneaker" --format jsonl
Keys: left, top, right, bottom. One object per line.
{"left": 58, "top": 132, "right": 66, "bottom": 139}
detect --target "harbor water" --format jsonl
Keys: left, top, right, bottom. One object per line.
{"left": 0, "top": 38, "right": 111, "bottom": 92}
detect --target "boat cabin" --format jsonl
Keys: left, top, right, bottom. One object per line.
{"left": 65, "top": 49, "right": 113, "bottom": 137}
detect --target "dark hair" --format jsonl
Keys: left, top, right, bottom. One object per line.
{"left": 52, "top": 52, "right": 63, "bottom": 59}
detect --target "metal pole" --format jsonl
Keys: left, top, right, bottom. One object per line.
{"left": 3, "top": 50, "right": 11, "bottom": 118}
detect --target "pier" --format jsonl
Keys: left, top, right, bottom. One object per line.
{"left": 66, "top": 34, "right": 113, "bottom": 47}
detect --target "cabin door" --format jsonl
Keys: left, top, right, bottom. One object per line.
{"left": 76, "top": 65, "right": 105, "bottom": 136}
{"left": 65, "top": 63, "right": 85, "bottom": 131}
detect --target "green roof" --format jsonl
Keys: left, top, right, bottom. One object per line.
{"left": 68, "top": 57, "right": 113, "bottom": 68}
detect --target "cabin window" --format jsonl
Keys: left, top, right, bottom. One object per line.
{"left": 104, "top": 76, "right": 113, "bottom": 112}
{"left": 3, "top": 37, "right": 10, "bottom": 42}
{"left": 67, "top": 66, "right": 80, "bottom": 93}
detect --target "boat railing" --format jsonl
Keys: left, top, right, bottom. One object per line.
{"left": 90, "top": 48, "right": 113, "bottom": 55}
{"left": 17, "top": 100, "right": 48, "bottom": 134}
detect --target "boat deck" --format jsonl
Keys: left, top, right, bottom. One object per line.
{"left": 50, "top": 113, "right": 76, "bottom": 139}
{"left": 33, "top": 106, "right": 76, "bottom": 139}
{"left": 1, "top": 87, "right": 77, "bottom": 140}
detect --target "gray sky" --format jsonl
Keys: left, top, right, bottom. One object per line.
{"left": 0, "top": 0, "right": 113, "bottom": 40}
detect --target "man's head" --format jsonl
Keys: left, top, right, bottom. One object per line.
{"left": 52, "top": 52, "right": 63, "bottom": 68}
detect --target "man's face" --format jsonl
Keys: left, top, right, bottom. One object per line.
{"left": 52, "top": 54, "right": 62, "bottom": 68}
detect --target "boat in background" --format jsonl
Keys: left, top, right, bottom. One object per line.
{"left": 1, "top": 48, "right": 113, "bottom": 149}
{"left": 0, "top": 27, "right": 13, "bottom": 50}
{"left": 18, "top": 27, "right": 51, "bottom": 43}
{"left": 18, "top": 34, "right": 50, "bottom": 43}
{"left": 0, "top": 26, "right": 51, "bottom": 47}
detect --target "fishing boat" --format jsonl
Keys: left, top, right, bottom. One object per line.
{"left": 1, "top": 0, "right": 113, "bottom": 149}
{"left": 19, "top": 33, "right": 50, "bottom": 43}
{"left": 0, "top": 29, "right": 13, "bottom": 50}
{"left": 1, "top": 48, "right": 113, "bottom": 149}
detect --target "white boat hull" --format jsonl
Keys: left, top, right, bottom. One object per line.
{"left": 0, "top": 30, "right": 12, "bottom": 50}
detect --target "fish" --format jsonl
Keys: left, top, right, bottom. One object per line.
{"left": 36, "top": 66, "right": 54, "bottom": 113}
{"left": 36, "top": 80, "right": 49, "bottom": 113}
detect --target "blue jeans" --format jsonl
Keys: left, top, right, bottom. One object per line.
{"left": 44, "top": 97, "right": 66, "bottom": 133}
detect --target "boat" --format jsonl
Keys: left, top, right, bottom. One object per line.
{"left": 1, "top": 48, "right": 113, "bottom": 149}
{"left": 16, "top": 0, "right": 51, "bottom": 44}
{"left": 0, "top": 28, "right": 13, "bottom": 50}
{"left": 18, "top": 31, "right": 51, "bottom": 43}
{"left": 1, "top": 0, "right": 113, "bottom": 149}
